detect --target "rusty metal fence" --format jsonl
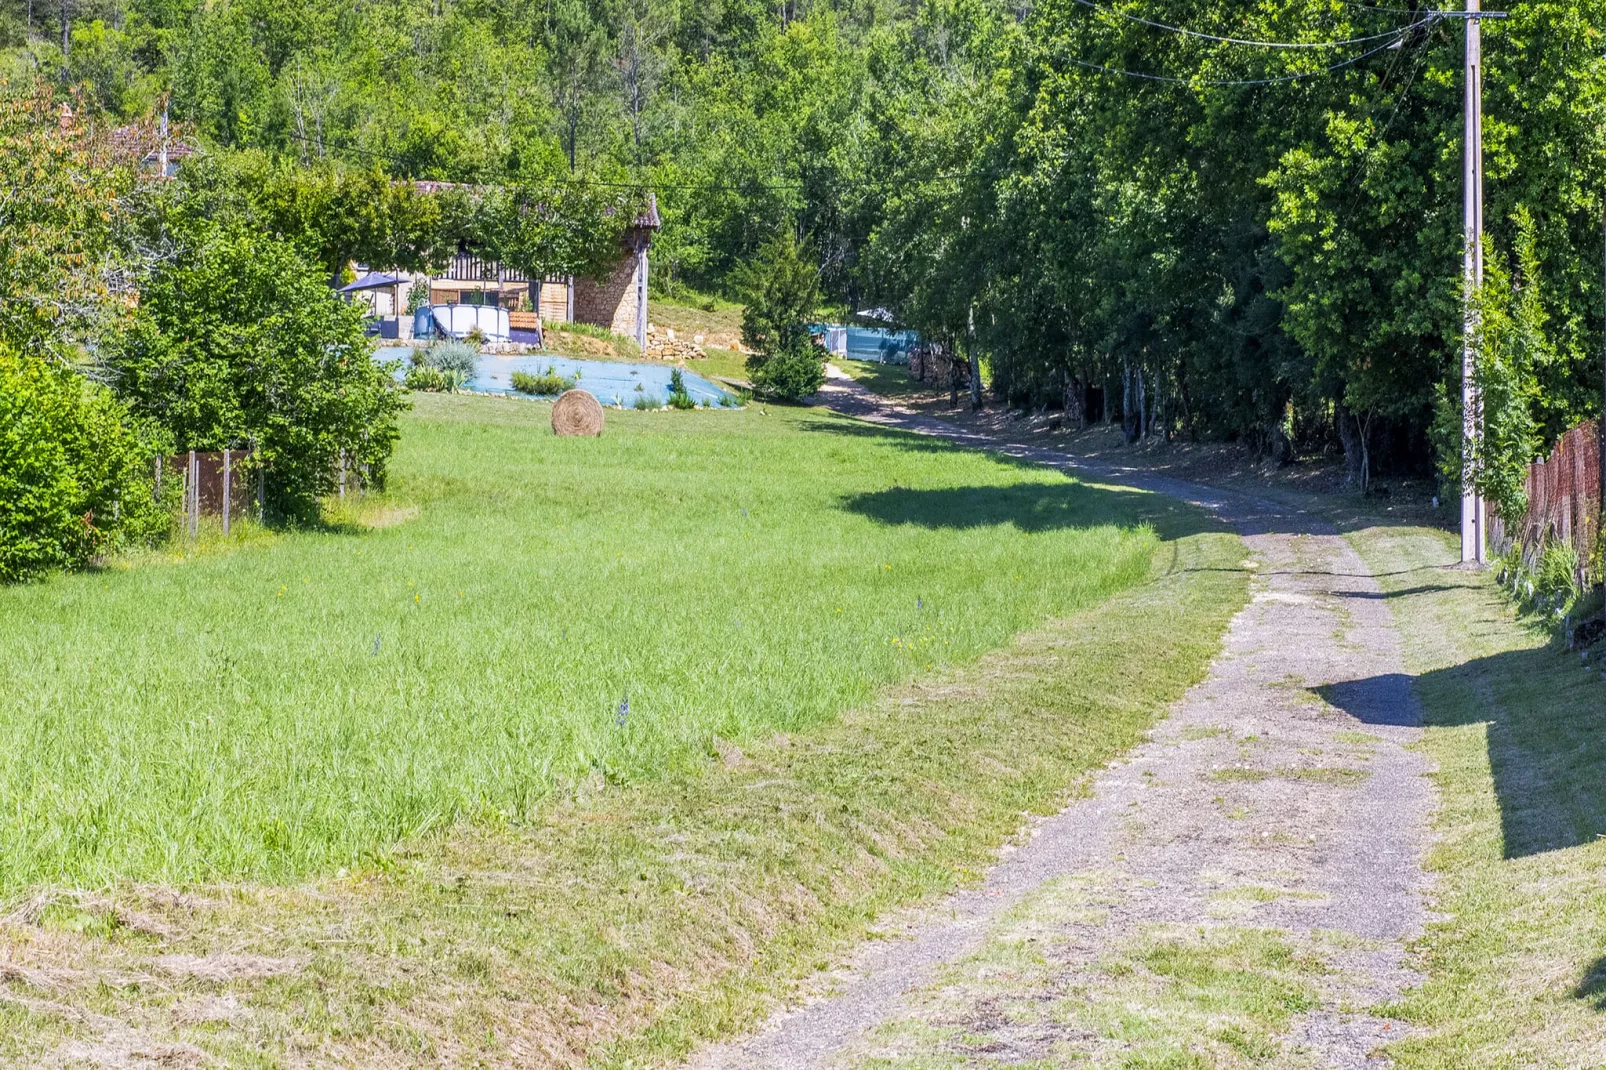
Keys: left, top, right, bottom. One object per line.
{"left": 1490, "top": 420, "right": 1602, "bottom": 571}
{"left": 156, "top": 450, "right": 259, "bottom": 538}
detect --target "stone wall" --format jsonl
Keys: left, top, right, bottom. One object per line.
{"left": 572, "top": 250, "right": 643, "bottom": 339}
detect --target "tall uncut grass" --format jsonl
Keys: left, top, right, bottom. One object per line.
{"left": 0, "top": 393, "right": 1160, "bottom": 894}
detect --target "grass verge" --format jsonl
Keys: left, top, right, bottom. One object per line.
{"left": 0, "top": 510, "right": 1246, "bottom": 1068}
{"left": 0, "top": 392, "right": 1248, "bottom": 1065}
{"left": 833, "top": 358, "right": 934, "bottom": 401}
{"left": 0, "top": 394, "right": 1174, "bottom": 892}
{"left": 1346, "top": 524, "right": 1606, "bottom": 1067}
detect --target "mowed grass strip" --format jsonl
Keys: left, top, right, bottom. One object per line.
{"left": 833, "top": 357, "right": 937, "bottom": 400}
{"left": 0, "top": 484, "right": 1247, "bottom": 1067}
{"left": 4, "top": 393, "right": 1162, "bottom": 894}
{"left": 1347, "top": 524, "right": 1606, "bottom": 1067}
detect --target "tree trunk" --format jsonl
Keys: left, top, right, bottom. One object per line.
{"left": 1359, "top": 413, "right": 1372, "bottom": 493}
{"left": 967, "top": 305, "right": 981, "bottom": 411}
{"left": 1064, "top": 376, "right": 1084, "bottom": 429}
{"left": 1336, "top": 404, "right": 1365, "bottom": 486}
{"left": 1122, "top": 360, "right": 1140, "bottom": 444}
{"left": 1153, "top": 371, "right": 1164, "bottom": 440}
{"left": 1137, "top": 368, "right": 1148, "bottom": 440}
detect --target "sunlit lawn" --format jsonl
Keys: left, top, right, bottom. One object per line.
{"left": 835, "top": 356, "right": 936, "bottom": 399}
{"left": 0, "top": 392, "right": 1165, "bottom": 894}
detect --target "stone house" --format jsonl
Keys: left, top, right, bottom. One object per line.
{"left": 405, "top": 191, "right": 661, "bottom": 348}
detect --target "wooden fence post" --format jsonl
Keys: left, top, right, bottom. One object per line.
{"left": 188, "top": 449, "right": 198, "bottom": 539}
{"left": 222, "top": 449, "right": 232, "bottom": 536}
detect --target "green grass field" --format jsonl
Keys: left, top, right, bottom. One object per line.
{"left": 834, "top": 357, "right": 934, "bottom": 400}
{"left": 0, "top": 393, "right": 1170, "bottom": 895}
{"left": 1345, "top": 525, "right": 1606, "bottom": 1067}
{"left": 0, "top": 391, "right": 1251, "bottom": 1065}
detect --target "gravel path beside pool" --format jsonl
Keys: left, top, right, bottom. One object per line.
{"left": 688, "top": 374, "right": 1435, "bottom": 1068}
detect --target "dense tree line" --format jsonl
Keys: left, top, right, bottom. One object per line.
{"left": 859, "top": 1, "right": 1606, "bottom": 493}
{"left": 0, "top": 72, "right": 649, "bottom": 579}
{"left": 6, "top": 0, "right": 1606, "bottom": 490}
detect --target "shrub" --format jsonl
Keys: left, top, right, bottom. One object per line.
{"left": 667, "top": 367, "right": 696, "bottom": 409}
{"left": 406, "top": 282, "right": 431, "bottom": 314}
{"left": 735, "top": 231, "right": 819, "bottom": 361}
{"left": 633, "top": 394, "right": 658, "bottom": 411}
{"left": 427, "top": 340, "right": 479, "bottom": 377}
{"left": 404, "top": 365, "right": 447, "bottom": 392}
{"left": 511, "top": 369, "right": 575, "bottom": 396}
{"left": 749, "top": 344, "right": 825, "bottom": 401}
{"left": 734, "top": 232, "right": 824, "bottom": 401}
{"left": 1536, "top": 539, "right": 1582, "bottom": 609}
{"left": 0, "top": 347, "right": 170, "bottom": 582}
{"left": 464, "top": 325, "right": 487, "bottom": 345}
{"left": 105, "top": 219, "right": 406, "bottom": 520}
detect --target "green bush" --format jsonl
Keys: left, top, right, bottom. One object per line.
{"left": 633, "top": 394, "right": 658, "bottom": 411}
{"left": 748, "top": 344, "right": 825, "bottom": 401}
{"left": 735, "top": 231, "right": 819, "bottom": 360}
{"left": 1536, "top": 539, "right": 1582, "bottom": 608}
{"left": 106, "top": 219, "right": 406, "bottom": 520}
{"left": 404, "top": 365, "right": 448, "bottom": 392}
{"left": 734, "top": 231, "right": 825, "bottom": 401}
{"left": 667, "top": 367, "right": 696, "bottom": 409}
{"left": 427, "top": 340, "right": 479, "bottom": 377}
{"left": 0, "top": 348, "right": 170, "bottom": 583}
{"left": 511, "top": 368, "right": 576, "bottom": 396}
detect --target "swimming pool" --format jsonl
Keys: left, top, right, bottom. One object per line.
{"left": 376, "top": 348, "right": 737, "bottom": 407}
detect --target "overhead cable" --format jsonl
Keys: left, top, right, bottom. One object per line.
{"left": 1066, "top": 26, "right": 1430, "bottom": 86}
{"left": 1069, "top": 0, "right": 1430, "bottom": 48}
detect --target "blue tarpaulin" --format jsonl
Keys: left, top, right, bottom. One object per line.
{"left": 812, "top": 324, "right": 917, "bottom": 365}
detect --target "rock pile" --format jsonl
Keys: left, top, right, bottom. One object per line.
{"left": 645, "top": 325, "right": 706, "bottom": 361}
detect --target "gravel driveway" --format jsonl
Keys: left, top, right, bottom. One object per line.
{"left": 689, "top": 375, "right": 1434, "bottom": 1068}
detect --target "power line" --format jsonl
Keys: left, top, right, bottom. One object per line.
{"left": 1069, "top": 0, "right": 1424, "bottom": 49}
{"left": 1334, "top": 0, "right": 1442, "bottom": 14}
{"left": 283, "top": 132, "right": 810, "bottom": 192}
{"left": 1066, "top": 28, "right": 1424, "bottom": 86}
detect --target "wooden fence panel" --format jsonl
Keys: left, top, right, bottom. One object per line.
{"left": 161, "top": 451, "right": 256, "bottom": 522}
{"left": 1491, "top": 420, "right": 1601, "bottom": 569}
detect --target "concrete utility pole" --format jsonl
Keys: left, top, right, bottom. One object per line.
{"left": 1460, "top": 0, "right": 1486, "bottom": 564}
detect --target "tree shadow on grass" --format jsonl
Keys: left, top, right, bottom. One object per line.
{"left": 798, "top": 416, "right": 1015, "bottom": 461}
{"left": 1330, "top": 584, "right": 1465, "bottom": 601}
{"left": 800, "top": 396, "right": 1457, "bottom": 545}
{"left": 1316, "top": 643, "right": 1606, "bottom": 859}
{"left": 800, "top": 414, "right": 1433, "bottom": 541}
{"left": 840, "top": 482, "right": 1225, "bottom": 544}
{"left": 1575, "top": 957, "right": 1606, "bottom": 1011}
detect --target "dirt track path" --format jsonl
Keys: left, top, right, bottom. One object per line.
{"left": 689, "top": 375, "right": 1434, "bottom": 1068}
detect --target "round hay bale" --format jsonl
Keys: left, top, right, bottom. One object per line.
{"left": 551, "top": 388, "right": 605, "bottom": 437}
